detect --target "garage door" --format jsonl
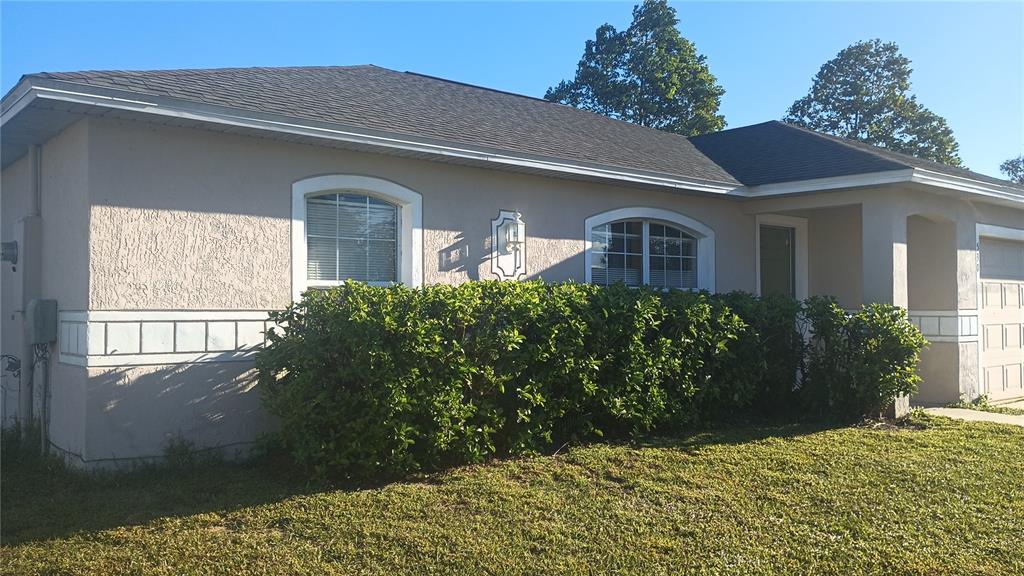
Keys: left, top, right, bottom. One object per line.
{"left": 980, "top": 236, "right": 1024, "bottom": 402}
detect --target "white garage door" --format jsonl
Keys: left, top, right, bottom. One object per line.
{"left": 980, "top": 236, "right": 1024, "bottom": 402}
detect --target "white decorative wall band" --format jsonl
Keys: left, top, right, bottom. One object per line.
{"left": 58, "top": 311, "right": 282, "bottom": 367}
{"left": 907, "top": 310, "right": 979, "bottom": 343}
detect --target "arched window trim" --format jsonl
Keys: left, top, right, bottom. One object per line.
{"left": 292, "top": 175, "right": 423, "bottom": 301}
{"left": 584, "top": 207, "right": 715, "bottom": 292}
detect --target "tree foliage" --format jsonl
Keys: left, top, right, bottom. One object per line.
{"left": 785, "top": 39, "right": 962, "bottom": 167}
{"left": 1000, "top": 155, "right": 1024, "bottom": 184}
{"left": 545, "top": 0, "right": 725, "bottom": 136}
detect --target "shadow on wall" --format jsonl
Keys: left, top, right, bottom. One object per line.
{"left": 435, "top": 227, "right": 585, "bottom": 284}
{"left": 72, "top": 361, "right": 277, "bottom": 467}
{"left": 437, "top": 231, "right": 486, "bottom": 280}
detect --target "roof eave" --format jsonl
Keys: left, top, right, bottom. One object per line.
{"left": 1, "top": 77, "right": 740, "bottom": 194}
{"left": 732, "top": 168, "right": 1024, "bottom": 207}
{"left": 5, "top": 77, "right": 1021, "bottom": 207}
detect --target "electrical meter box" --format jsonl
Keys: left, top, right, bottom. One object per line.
{"left": 27, "top": 299, "right": 58, "bottom": 344}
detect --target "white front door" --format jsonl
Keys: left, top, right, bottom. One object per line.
{"left": 979, "top": 236, "right": 1024, "bottom": 402}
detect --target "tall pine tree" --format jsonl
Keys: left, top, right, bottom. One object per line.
{"left": 785, "top": 39, "right": 962, "bottom": 167}
{"left": 546, "top": 0, "right": 725, "bottom": 136}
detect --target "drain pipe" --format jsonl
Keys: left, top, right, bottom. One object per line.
{"left": 30, "top": 144, "right": 42, "bottom": 217}
{"left": 20, "top": 145, "right": 43, "bottom": 433}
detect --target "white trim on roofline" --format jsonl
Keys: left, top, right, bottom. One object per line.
{"left": 736, "top": 170, "right": 916, "bottom": 197}
{"left": 977, "top": 223, "right": 1024, "bottom": 242}
{"left": 737, "top": 168, "right": 1024, "bottom": 204}
{"left": 909, "top": 169, "right": 1024, "bottom": 204}
{"left": 2, "top": 82, "right": 738, "bottom": 195}
{"left": 5, "top": 79, "right": 1023, "bottom": 205}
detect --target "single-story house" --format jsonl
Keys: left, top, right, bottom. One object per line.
{"left": 2, "top": 65, "right": 1022, "bottom": 467}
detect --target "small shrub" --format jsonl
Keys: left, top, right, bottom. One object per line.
{"left": 800, "top": 297, "right": 927, "bottom": 419}
{"left": 259, "top": 282, "right": 923, "bottom": 480}
{"left": 162, "top": 435, "right": 223, "bottom": 469}
{"left": 1, "top": 424, "right": 42, "bottom": 467}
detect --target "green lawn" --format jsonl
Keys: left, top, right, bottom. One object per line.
{"left": 3, "top": 414, "right": 1022, "bottom": 575}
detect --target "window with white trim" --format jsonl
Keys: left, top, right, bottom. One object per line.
{"left": 292, "top": 174, "right": 423, "bottom": 301}
{"left": 591, "top": 219, "right": 698, "bottom": 289}
{"left": 306, "top": 193, "right": 399, "bottom": 285}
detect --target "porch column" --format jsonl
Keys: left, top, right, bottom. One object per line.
{"left": 905, "top": 214, "right": 976, "bottom": 405}
{"left": 861, "top": 199, "right": 910, "bottom": 417}
{"left": 953, "top": 217, "right": 981, "bottom": 400}
{"left": 861, "top": 200, "right": 908, "bottom": 307}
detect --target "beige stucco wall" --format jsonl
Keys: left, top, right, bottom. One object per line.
{"left": 85, "top": 117, "right": 756, "bottom": 310}
{"left": 6, "top": 113, "right": 1022, "bottom": 462}
{"left": 84, "top": 363, "right": 265, "bottom": 463}
{"left": 1, "top": 120, "right": 90, "bottom": 438}
{"left": 806, "top": 204, "right": 863, "bottom": 309}
{"left": 62, "top": 115, "right": 762, "bottom": 463}
{"left": 1, "top": 154, "right": 32, "bottom": 426}
{"left": 49, "top": 362, "right": 88, "bottom": 460}
{"left": 915, "top": 342, "right": 962, "bottom": 405}
{"left": 907, "top": 215, "right": 957, "bottom": 311}
{"left": 41, "top": 120, "right": 91, "bottom": 309}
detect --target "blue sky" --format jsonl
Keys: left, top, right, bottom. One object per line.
{"left": 2, "top": 2, "right": 1021, "bottom": 178}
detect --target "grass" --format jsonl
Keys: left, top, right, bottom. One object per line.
{"left": 3, "top": 414, "right": 1023, "bottom": 575}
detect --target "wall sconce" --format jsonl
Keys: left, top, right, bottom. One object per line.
{"left": 491, "top": 210, "right": 526, "bottom": 280}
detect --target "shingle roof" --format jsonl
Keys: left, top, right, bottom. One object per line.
{"left": 690, "top": 120, "right": 1021, "bottom": 189}
{"left": 12, "top": 66, "right": 1020, "bottom": 194}
{"left": 26, "top": 65, "right": 741, "bottom": 186}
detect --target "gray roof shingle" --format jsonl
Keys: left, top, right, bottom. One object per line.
{"left": 14, "top": 66, "right": 1021, "bottom": 194}
{"left": 690, "top": 120, "right": 1021, "bottom": 189}
{"left": 26, "top": 65, "right": 741, "bottom": 186}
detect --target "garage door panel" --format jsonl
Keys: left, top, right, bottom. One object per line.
{"left": 985, "top": 367, "right": 1004, "bottom": 394}
{"left": 1005, "top": 284, "right": 1021, "bottom": 307}
{"left": 980, "top": 236, "right": 1024, "bottom": 402}
{"left": 983, "top": 284, "right": 1001, "bottom": 307}
{"left": 1007, "top": 326, "right": 1022, "bottom": 349}
{"left": 1007, "top": 365, "right": 1023, "bottom": 392}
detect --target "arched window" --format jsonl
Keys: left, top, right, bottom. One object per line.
{"left": 292, "top": 175, "right": 422, "bottom": 300}
{"left": 585, "top": 207, "right": 715, "bottom": 291}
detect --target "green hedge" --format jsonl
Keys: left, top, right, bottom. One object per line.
{"left": 258, "top": 281, "right": 925, "bottom": 479}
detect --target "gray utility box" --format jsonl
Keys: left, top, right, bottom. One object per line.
{"left": 27, "top": 299, "right": 58, "bottom": 344}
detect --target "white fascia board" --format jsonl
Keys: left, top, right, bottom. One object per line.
{"left": 733, "top": 169, "right": 916, "bottom": 197}
{"left": 4, "top": 80, "right": 739, "bottom": 195}
{"left": 734, "top": 167, "right": 1024, "bottom": 206}
{"left": 909, "top": 169, "right": 1024, "bottom": 204}
{"left": 9, "top": 78, "right": 1022, "bottom": 204}
{"left": 977, "top": 223, "right": 1024, "bottom": 242}
{"left": 0, "top": 81, "right": 37, "bottom": 123}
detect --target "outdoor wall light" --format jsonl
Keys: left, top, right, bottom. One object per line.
{"left": 491, "top": 210, "right": 526, "bottom": 280}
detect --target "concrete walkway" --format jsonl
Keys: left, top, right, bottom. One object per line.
{"left": 924, "top": 407, "right": 1024, "bottom": 427}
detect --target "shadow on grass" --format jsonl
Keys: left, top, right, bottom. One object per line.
{"left": 1, "top": 420, "right": 842, "bottom": 547}
{"left": 638, "top": 419, "right": 844, "bottom": 452}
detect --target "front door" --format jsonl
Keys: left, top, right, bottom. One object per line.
{"left": 760, "top": 225, "right": 796, "bottom": 298}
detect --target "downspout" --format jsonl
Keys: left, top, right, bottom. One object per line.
{"left": 30, "top": 144, "right": 42, "bottom": 217}
{"left": 19, "top": 145, "right": 42, "bottom": 434}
